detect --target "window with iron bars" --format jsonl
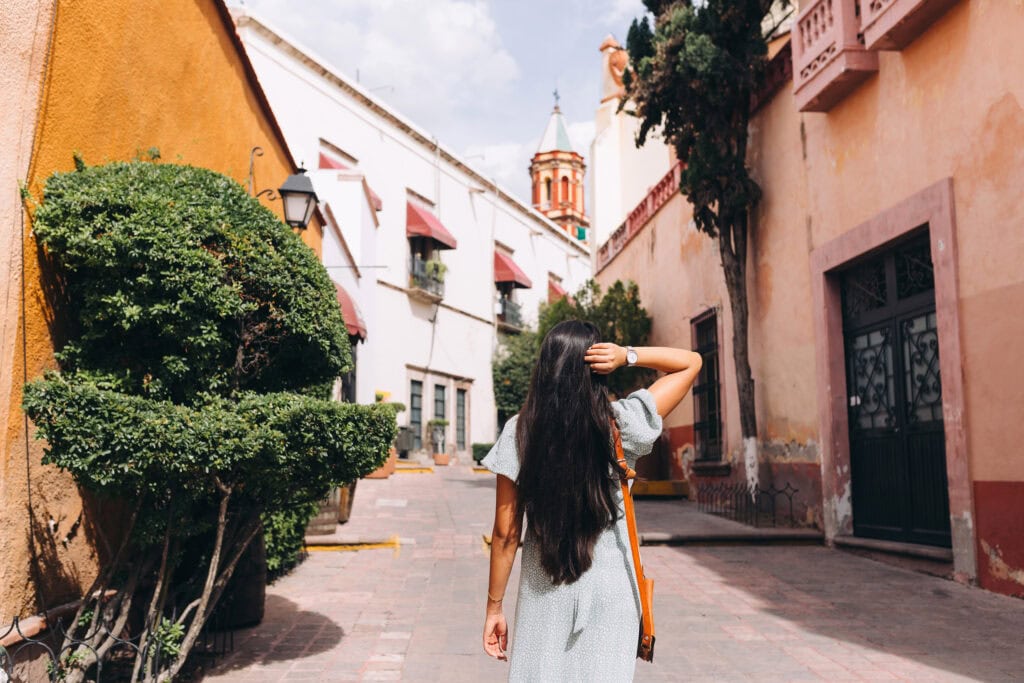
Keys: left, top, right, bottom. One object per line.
{"left": 692, "top": 310, "right": 722, "bottom": 461}
{"left": 410, "top": 380, "right": 423, "bottom": 450}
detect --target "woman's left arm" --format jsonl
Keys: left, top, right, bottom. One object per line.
{"left": 482, "top": 474, "right": 523, "bottom": 661}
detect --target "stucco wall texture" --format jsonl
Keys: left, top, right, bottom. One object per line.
{"left": 1, "top": 0, "right": 302, "bottom": 617}
{"left": 595, "top": 0, "right": 1024, "bottom": 594}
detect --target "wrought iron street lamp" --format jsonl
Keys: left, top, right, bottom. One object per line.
{"left": 278, "top": 168, "right": 318, "bottom": 229}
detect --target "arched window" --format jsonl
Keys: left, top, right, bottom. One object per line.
{"left": 545, "top": 178, "right": 552, "bottom": 201}
{"left": 561, "top": 176, "right": 569, "bottom": 203}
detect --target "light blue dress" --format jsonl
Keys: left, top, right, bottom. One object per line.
{"left": 483, "top": 389, "right": 663, "bottom": 683}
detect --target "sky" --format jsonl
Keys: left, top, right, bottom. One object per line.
{"left": 236, "top": 0, "right": 650, "bottom": 204}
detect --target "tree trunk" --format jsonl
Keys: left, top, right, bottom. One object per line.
{"left": 718, "top": 215, "right": 757, "bottom": 440}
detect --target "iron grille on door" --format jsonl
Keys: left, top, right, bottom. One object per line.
{"left": 692, "top": 310, "right": 722, "bottom": 461}
{"left": 841, "top": 233, "right": 951, "bottom": 547}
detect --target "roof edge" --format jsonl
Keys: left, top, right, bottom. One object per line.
{"left": 232, "top": 11, "right": 588, "bottom": 255}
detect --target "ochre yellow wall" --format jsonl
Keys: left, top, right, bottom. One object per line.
{"left": 2, "top": 0, "right": 315, "bottom": 615}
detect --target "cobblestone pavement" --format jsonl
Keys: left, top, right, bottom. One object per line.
{"left": 202, "top": 464, "right": 1024, "bottom": 682}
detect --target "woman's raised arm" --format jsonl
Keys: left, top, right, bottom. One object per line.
{"left": 584, "top": 344, "right": 703, "bottom": 418}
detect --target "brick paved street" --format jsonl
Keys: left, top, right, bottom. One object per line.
{"left": 201, "top": 464, "right": 1024, "bottom": 682}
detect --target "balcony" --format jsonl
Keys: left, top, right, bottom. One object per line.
{"left": 793, "top": 0, "right": 879, "bottom": 112}
{"left": 859, "top": 0, "right": 958, "bottom": 50}
{"left": 497, "top": 297, "right": 524, "bottom": 332}
{"left": 408, "top": 257, "right": 444, "bottom": 303}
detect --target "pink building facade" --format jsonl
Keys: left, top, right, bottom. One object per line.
{"left": 594, "top": 0, "right": 1024, "bottom": 596}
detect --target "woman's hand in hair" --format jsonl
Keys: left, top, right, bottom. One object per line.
{"left": 584, "top": 342, "right": 625, "bottom": 374}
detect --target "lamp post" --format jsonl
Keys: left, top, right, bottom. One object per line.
{"left": 278, "top": 167, "right": 318, "bottom": 229}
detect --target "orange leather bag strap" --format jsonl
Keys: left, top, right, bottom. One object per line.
{"left": 612, "top": 421, "right": 656, "bottom": 659}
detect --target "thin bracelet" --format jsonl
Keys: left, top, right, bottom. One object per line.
{"left": 487, "top": 591, "right": 503, "bottom": 602}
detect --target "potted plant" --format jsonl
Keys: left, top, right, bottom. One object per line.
{"left": 366, "top": 399, "right": 406, "bottom": 478}
{"left": 427, "top": 418, "right": 450, "bottom": 465}
{"left": 472, "top": 442, "right": 494, "bottom": 464}
{"left": 425, "top": 258, "right": 447, "bottom": 283}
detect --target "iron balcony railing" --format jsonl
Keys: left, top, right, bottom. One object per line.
{"left": 498, "top": 297, "right": 523, "bottom": 328}
{"left": 409, "top": 258, "right": 444, "bottom": 298}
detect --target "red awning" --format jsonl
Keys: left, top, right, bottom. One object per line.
{"left": 320, "top": 153, "right": 383, "bottom": 211}
{"left": 407, "top": 202, "right": 457, "bottom": 250}
{"left": 367, "top": 186, "right": 383, "bottom": 211}
{"left": 548, "top": 279, "right": 567, "bottom": 302}
{"left": 494, "top": 251, "right": 532, "bottom": 289}
{"left": 333, "top": 281, "right": 367, "bottom": 340}
{"left": 319, "top": 152, "right": 348, "bottom": 170}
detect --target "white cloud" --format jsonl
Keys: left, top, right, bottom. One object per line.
{"left": 463, "top": 117, "right": 596, "bottom": 211}
{"left": 602, "top": 0, "right": 647, "bottom": 24}
{"left": 463, "top": 139, "right": 534, "bottom": 200}
{"left": 240, "top": 0, "right": 520, "bottom": 137}
{"left": 567, "top": 120, "right": 596, "bottom": 157}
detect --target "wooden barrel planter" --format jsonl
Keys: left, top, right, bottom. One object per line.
{"left": 216, "top": 529, "right": 267, "bottom": 629}
{"left": 306, "top": 487, "right": 341, "bottom": 536}
{"left": 338, "top": 481, "right": 357, "bottom": 524}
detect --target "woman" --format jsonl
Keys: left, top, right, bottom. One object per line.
{"left": 481, "top": 320, "right": 702, "bottom": 681}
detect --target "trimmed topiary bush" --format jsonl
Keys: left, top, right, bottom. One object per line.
{"left": 23, "top": 159, "right": 394, "bottom": 683}
{"left": 472, "top": 443, "right": 494, "bottom": 464}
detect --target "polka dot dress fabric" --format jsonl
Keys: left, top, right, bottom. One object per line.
{"left": 483, "top": 389, "right": 663, "bottom": 682}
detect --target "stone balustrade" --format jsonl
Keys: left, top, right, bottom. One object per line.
{"left": 792, "top": 0, "right": 878, "bottom": 112}
{"left": 860, "top": 0, "right": 959, "bottom": 50}
{"left": 596, "top": 163, "right": 683, "bottom": 272}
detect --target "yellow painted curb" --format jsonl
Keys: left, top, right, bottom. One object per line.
{"left": 472, "top": 466, "right": 492, "bottom": 474}
{"left": 395, "top": 466, "right": 434, "bottom": 474}
{"left": 306, "top": 535, "right": 401, "bottom": 557}
{"left": 631, "top": 480, "right": 689, "bottom": 498}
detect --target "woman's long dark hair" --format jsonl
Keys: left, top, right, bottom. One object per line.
{"left": 516, "top": 320, "right": 618, "bottom": 585}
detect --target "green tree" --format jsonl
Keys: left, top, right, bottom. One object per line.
{"left": 624, "top": 0, "right": 788, "bottom": 443}
{"left": 491, "top": 280, "right": 653, "bottom": 417}
{"left": 23, "top": 160, "right": 395, "bottom": 682}
{"left": 493, "top": 329, "right": 539, "bottom": 427}
{"left": 540, "top": 280, "right": 655, "bottom": 397}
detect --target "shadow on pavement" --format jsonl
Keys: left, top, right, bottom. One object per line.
{"left": 448, "top": 474, "right": 499, "bottom": 491}
{"left": 198, "top": 594, "right": 345, "bottom": 678}
{"left": 665, "top": 544, "right": 1024, "bottom": 680}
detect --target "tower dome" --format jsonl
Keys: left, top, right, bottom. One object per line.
{"left": 529, "top": 93, "right": 589, "bottom": 241}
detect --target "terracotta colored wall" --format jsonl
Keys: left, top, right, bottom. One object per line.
{"left": 595, "top": 1, "right": 1024, "bottom": 582}
{"left": 596, "top": 87, "right": 822, "bottom": 511}
{"left": 0, "top": 0, "right": 56, "bottom": 627}
{"left": 795, "top": 1, "right": 1024, "bottom": 591}
{"left": 973, "top": 481, "right": 1024, "bottom": 597}
{"left": 1, "top": 0, "right": 302, "bottom": 616}
{"left": 799, "top": 0, "right": 1024, "bottom": 480}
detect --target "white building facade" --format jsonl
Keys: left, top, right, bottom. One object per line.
{"left": 588, "top": 35, "right": 674, "bottom": 247}
{"left": 234, "top": 11, "right": 591, "bottom": 455}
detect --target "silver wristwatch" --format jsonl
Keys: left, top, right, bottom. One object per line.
{"left": 625, "top": 346, "right": 638, "bottom": 366}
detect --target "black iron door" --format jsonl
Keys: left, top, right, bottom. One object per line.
{"left": 841, "top": 235, "right": 951, "bottom": 547}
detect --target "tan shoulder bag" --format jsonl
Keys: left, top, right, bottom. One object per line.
{"left": 611, "top": 421, "right": 656, "bottom": 662}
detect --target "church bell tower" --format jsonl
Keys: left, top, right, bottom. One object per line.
{"left": 530, "top": 93, "right": 589, "bottom": 241}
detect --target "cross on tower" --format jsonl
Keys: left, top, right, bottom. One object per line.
{"left": 552, "top": 88, "right": 560, "bottom": 110}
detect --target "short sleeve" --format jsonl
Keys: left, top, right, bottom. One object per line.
{"left": 481, "top": 416, "right": 520, "bottom": 481}
{"left": 611, "top": 389, "right": 663, "bottom": 466}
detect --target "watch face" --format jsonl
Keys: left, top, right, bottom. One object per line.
{"left": 627, "top": 349, "right": 638, "bottom": 364}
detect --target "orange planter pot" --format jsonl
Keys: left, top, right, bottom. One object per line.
{"left": 366, "top": 447, "right": 398, "bottom": 479}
